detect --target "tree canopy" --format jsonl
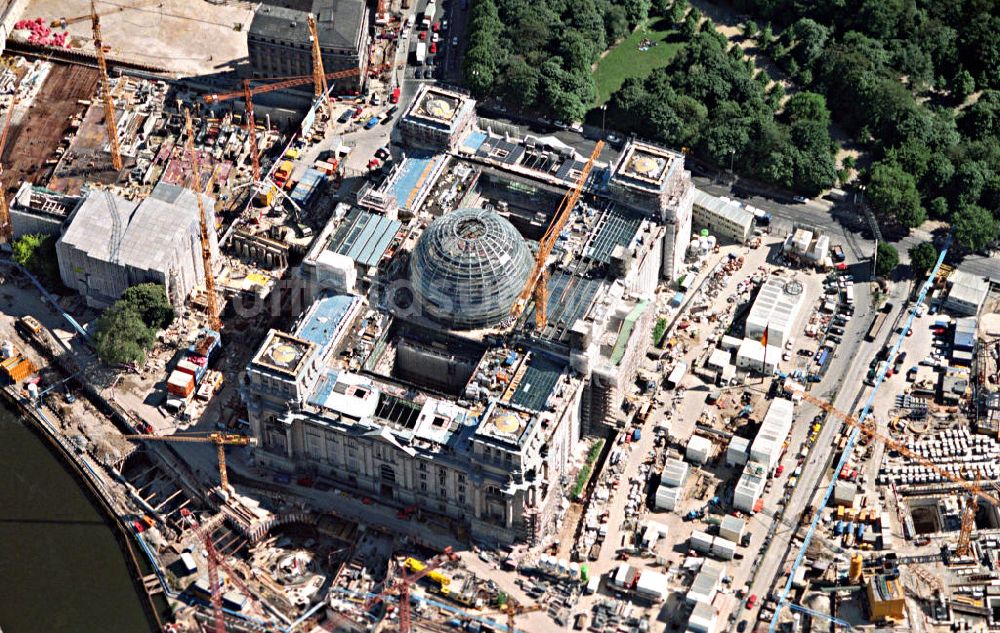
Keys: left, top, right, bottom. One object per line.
{"left": 93, "top": 283, "right": 174, "bottom": 365}
{"left": 907, "top": 242, "right": 938, "bottom": 276}
{"left": 875, "top": 242, "right": 899, "bottom": 278}
{"left": 12, "top": 233, "right": 61, "bottom": 288}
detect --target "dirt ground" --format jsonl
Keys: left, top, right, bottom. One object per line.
{"left": 20, "top": 0, "right": 256, "bottom": 77}
{"left": 1, "top": 63, "right": 97, "bottom": 192}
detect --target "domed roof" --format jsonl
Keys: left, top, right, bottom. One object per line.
{"left": 409, "top": 208, "right": 533, "bottom": 330}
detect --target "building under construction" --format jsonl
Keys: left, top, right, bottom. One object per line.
{"left": 55, "top": 181, "right": 219, "bottom": 308}
{"left": 242, "top": 86, "right": 698, "bottom": 546}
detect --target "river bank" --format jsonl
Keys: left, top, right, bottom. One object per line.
{"left": 0, "top": 399, "right": 159, "bottom": 632}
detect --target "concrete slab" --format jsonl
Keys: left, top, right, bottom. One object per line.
{"left": 21, "top": 0, "right": 255, "bottom": 77}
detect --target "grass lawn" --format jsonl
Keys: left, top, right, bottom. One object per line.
{"left": 592, "top": 18, "right": 682, "bottom": 106}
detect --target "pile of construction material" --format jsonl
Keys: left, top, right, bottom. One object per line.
{"left": 13, "top": 19, "right": 71, "bottom": 48}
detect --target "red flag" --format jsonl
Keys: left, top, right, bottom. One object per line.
{"left": 760, "top": 324, "right": 769, "bottom": 348}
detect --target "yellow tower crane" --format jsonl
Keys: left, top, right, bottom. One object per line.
{"left": 0, "top": 95, "right": 19, "bottom": 243}
{"left": 789, "top": 385, "right": 1000, "bottom": 557}
{"left": 90, "top": 0, "right": 123, "bottom": 171}
{"left": 510, "top": 141, "right": 604, "bottom": 330}
{"left": 126, "top": 432, "right": 256, "bottom": 490}
{"left": 183, "top": 108, "right": 221, "bottom": 331}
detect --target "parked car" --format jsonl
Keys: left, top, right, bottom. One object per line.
{"left": 746, "top": 594, "right": 757, "bottom": 609}
{"left": 430, "top": 41, "right": 438, "bottom": 54}
{"left": 451, "top": 35, "right": 459, "bottom": 46}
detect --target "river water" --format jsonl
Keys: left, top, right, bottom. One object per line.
{"left": 0, "top": 403, "right": 154, "bottom": 633}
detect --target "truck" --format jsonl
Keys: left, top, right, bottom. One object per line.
{"left": 865, "top": 303, "right": 893, "bottom": 343}
{"left": 390, "top": 86, "right": 400, "bottom": 104}
{"left": 415, "top": 41, "right": 427, "bottom": 64}
{"left": 666, "top": 361, "right": 687, "bottom": 389}
{"left": 831, "top": 245, "right": 846, "bottom": 262}
{"left": 273, "top": 160, "right": 294, "bottom": 187}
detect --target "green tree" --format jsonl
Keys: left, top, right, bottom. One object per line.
{"left": 875, "top": 242, "right": 899, "bottom": 278}
{"left": 758, "top": 23, "right": 775, "bottom": 50}
{"left": 668, "top": 0, "right": 685, "bottom": 24}
{"left": 623, "top": 0, "right": 651, "bottom": 26}
{"left": 960, "top": 90, "right": 1000, "bottom": 139}
{"left": 680, "top": 12, "right": 699, "bottom": 38}
{"left": 953, "top": 204, "right": 998, "bottom": 252}
{"left": 500, "top": 57, "right": 541, "bottom": 109}
{"left": 783, "top": 91, "right": 830, "bottom": 126}
{"left": 11, "top": 233, "right": 60, "bottom": 288}
{"left": 952, "top": 69, "right": 975, "bottom": 104}
{"left": 908, "top": 242, "right": 938, "bottom": 276}
{"left": 742, "top": 20, "right": 758, "bottom": 39}
{"left": 121, "top": 283, "right": 175, "bottom": 330}
{"left": 93, "top": 304, "right": 155, "bottom": 365}
{"left": 867, "top": 161, "right": 926, "bottom": 229}
{"left": 604, "top": 4, "right": 630, "bottom": 42}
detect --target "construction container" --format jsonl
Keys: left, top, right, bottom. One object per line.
{"left": 167, "top": 370, "right": 195, "bottom": 398}
{"left": 690, "top": 530, "right": 713, "bottom": 554}
{"left": 719, "top": 515, "right": 745, "bottom": 542}
{"left": 655, "top": 484, "right": 680, "bottom": 511}
{"left": 686, "top": 435, "right": 713, "bottom": 465}
{"left": 1, "top": 355, "right": 36, "bottom": 383}
{"left": 711, "top": 536, "right": 737, "bottom": 560}
{"left": 175, "top": 358, "right": 203, "bottom": 381}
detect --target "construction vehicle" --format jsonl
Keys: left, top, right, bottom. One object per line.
{"left": 182, "top": 109, "right": 221, "bottom": 331}
{"left": 787, "top": 385, "right": 1000, "bottom": 556}
{"left": 52, "top": 0, "right": 161, "bottom": 28}
{"left": 509, "top": 141, "right": 603, "bottom": 329}
{"left": 403, "top": 557, "right": 451, "bottom": 592}
{"left": 202, "top": 67, "right": 362, "bottom": 105}
{"left": 90, "top": 0, "right": 122, "bottom": 171}
{"left": 367, "top": 547, "right": 459, "bottom": 633}
{"left": 126, "top": 432, "right": 256, "bottom": 490}
{"left": 0, "top": 95, "right": 18, "bottom": 243}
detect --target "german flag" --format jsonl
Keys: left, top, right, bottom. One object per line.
{"left": 760, "top": 325, "right": 769, "bottom": 348}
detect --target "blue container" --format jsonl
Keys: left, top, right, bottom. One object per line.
{"left": 632, "top": 428, "right": 642, "bottom": 442}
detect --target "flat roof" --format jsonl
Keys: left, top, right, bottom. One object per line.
{"left": 326, "top": 208, "right": 402, "bottom": 268}
{"left": 294, "top": 293, "right": 360, "bottom": 362}
{"left": 250, "top": 0, "right": 365, "bottom": 50}
{"left": 404, "top": 85, "right": 475, "bottom": 131}
{"left": 60, "top": 182, "right": 213, "bottom": 271}
{"left": 691, "top": 189, "right": 754, "bottom": 228}
{"left": 610, "top": 140, "right": 683, "bottom": 193}
{"left": 508, "top": 353, "right": 566, "bottom": 412}
{"left": 746, "top": 277, "right": 805, "bottom": 335}
{"left": 251, "top": 330, "right": 316, "bottom": 377}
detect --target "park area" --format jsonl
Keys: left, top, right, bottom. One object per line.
{"left": 592, "top": 18, "right": 682, "bottom": 105}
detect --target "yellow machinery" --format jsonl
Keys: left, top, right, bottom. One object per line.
{"left": 509, "top": 141, "right": 603, "bottom": 329}
{"left": 790, "top": 386, "right": 1000, "bottom": 557}
{"left": 182, "top": 109, "right": 221, "bottom": 332}
{"left": 404, "top": 557, "right": 451, "bottom": 590}
{"left": 0, "top": 95, "right": 17, "bottom": 242}
{"left": 90, "top": 0, "right": 122, "bottom": 171}
{"left": 848, "top": 553, "right": 864, "bottom": 583}
{"left": 126, "top": 432, "right": 256, "bottom": 489}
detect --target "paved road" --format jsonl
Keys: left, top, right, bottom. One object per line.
{"left": 742, "top": 280, "right": 910, "bottom": 628}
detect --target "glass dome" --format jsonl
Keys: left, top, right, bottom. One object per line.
{"left": 409, "top": 208, "right": 533, "bottom": 329}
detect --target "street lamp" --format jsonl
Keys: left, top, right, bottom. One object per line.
{"left": 601, "top": 104, "right": 607, "bottom": 135}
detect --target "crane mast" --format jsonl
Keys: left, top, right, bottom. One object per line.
{"left": 91, "top": 0, "right": 123, "bottom": 171}
{"left": 307, "top": 14, "right": 330, "bottom": 102}
{"left": 511, "top": 141, "right": 603, "bottom": 329}
{"left": 368, "top": 547, "right": 459, "bottom": 633}
{"left": 183, "top": 109, "right": 222, "bottom": 332}
{"left": 0, "top": 95, "right": 18, "bottom": 243}
{"left": 202, "top": 67, "right": 361, "bottom": 104}
{"left": 242, "top": 80, "right": 261, "bottom": 183}
{"left": 126, "top": 432, "right": 255, "bottom": 490}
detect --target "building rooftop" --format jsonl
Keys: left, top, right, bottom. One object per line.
{"left": 326, "top": 208, "right": 402, "bottom": 269}
{"left": 251, "top": 330, "right": 316, "bottom": 378}
{"left": 506, "top": 353, "right": 567, "bottom": 412}
{"left": 60, "top": 182, "right": 213, "bottom": 271}
{"left": 869, "top": 574, "right": 904, "bottom": 602}
{"left": 691, "top": 189, "right": 754, "bottom": 228}
{"left": 746, "top": 277, "right": 805, "bottom": 336}
{"left": 609, "top": 140, "right": 684, "bottom": 194}
{"left": 402, "top": 85, "right": 476, "bottom": 133}
{"left": 294, "top": 293, "right": 361, "bottom": 363}
{"left": 251, "top": 0, "right": 365, "bottom": 51}
{"left": 948, "top": 269, "right": 990, "bottom": 310}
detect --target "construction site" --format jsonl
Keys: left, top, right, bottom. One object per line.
{"left": 0, "top": 0, "right": 999, "bottom": 633}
